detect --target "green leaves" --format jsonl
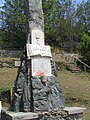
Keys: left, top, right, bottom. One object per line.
{"left": 79, "top": 32, "right": 90, "bottom": 66}
{"left": 0, "top": 0, "right": 26, "bottom": 49}
{"left": 0, "top": 0, "right": 90, "bottom": 52}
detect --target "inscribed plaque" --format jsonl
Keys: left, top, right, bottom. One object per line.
{"left": 32, "top": 57, "right": 51, "bottom": 76}
{"left": 26, "top": 44, "right": 52, "bottom": 58}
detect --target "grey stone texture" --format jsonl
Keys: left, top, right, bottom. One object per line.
{"left": 64, "top": 107, "right": 86, "bottom": 115}
{"left": 1, "top": 108, "right": 85, "bottom": 120}
{"left": 9, "top": 56, "right": 31, "bottom": 112}
{"left": 32, "top": 76, "right": 65, "bottom": 112}
{"left": 28, "top": 0, "right": 44, "bottom": 31}
{"left": 0, "top": 60, "right": 15, "bottom": 68}
{"left": 9, "top": 58, "right": 65, "bottom": 112}
{"left": 9, "top": 72, "right": 31, "bottom": 112}
{"left": 26, "top": 0, "right": 44, "bottom": 43}
{"left": 0, "top": 50, "right": 21, "bottom": 58}
{"left": 39, "top": 112, "right": 84, "bottom": 120}
{"left": 1, "top": 111, "right": 38, "bottom": 120}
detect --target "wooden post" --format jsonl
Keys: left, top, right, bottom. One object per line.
{"left": 84, "top": 65, "right": 86, "bottom": 74}
{"left": 10, "top": 88, "right": 12, "bottom": 101}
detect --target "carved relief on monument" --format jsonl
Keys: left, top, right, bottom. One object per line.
{"left": 31, "top": 28, "right": 44, "bottom": 45}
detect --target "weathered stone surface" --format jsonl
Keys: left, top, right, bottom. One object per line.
{"left": 1, "top": 109, "right": 85, "bottom": 120}
{"left": 9, "top": 60, "right": 65, "bottom": 112}
{"left": 38, "top": 110, "right": 85, "bottom": 120}
{"left": 39, "top": 113, "right": 84, "bottom": 120}
{"left": 64, "top": 107, "right": 86, "bottom": 114}
{"left": 26, "top": 0, "right": 44, "bottom": 43}
{"left": 9, "top": 59, "right": 31, "bottom": 112}
{"left": 34, "top": 100, "right": 49, "bottom": 112}
{"left": 31, "top": 29, "right": 44, "bottom": 45}
{"left": 2, "top": 63, "right": 9, "bottom": 67}
{"left": 47, "top": 76, "right": 65, "bottom": 111}
{"left": 15, "top": 61, "right": 21, "bottom": 67}
{"left": 1, "top": 111, "right": 38, "bottom": 120}
{"left": 32, "top": 76, "right": 65, "bottom": 112}
{"left": 28, "top": 0, "right": 44, "bottom": 31}
{"left": 0, "top": 50, "right": 21, "bottom": 58}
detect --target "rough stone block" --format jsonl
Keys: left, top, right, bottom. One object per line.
{"left": 1, "top": 107, "right": 86, "bottom": 120}
{"left": 64, "top": 107, "right": 86, "bottom": 114}
{"left": 1, "top": 111, "right": 38, "bottom": 120}
{"left": 15, "top": 61, "right": 21, "bottom": 67}
{"left": 32, "top": 76, "right": 65, "bottom": 112}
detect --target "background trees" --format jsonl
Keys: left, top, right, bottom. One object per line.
{"left": 42, "top": 0, "right": 90, "bottom": 52}
{"left": 79, "top": 32, "right": 90, "bottom": 66}
{"left": 0, "top": 0, "right": 26, "bottom": 49}
{"left": 0, "top": 0, "right": 90, "bottom": 52}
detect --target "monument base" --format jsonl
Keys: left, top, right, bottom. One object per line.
{"left": 1, "top": 107, "right": 86, "bottom": 120}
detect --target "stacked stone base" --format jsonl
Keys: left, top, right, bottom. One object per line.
{"left": 1, "top": 107, "right": 86, "bottom": 120}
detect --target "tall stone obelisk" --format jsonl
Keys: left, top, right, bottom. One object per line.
{"left": 26, "top": 0, "right": 52, "bottom": 77}
{"left": 26, "top": 0, "right": 65, "bottom": 112}
{"left": 9, "top": 0, "right": 65, "bottom": 113}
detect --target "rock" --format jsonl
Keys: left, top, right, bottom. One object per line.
{"left": 34, "top": 100, "right": 49, "bottom": 112}
{"left": 47, "top": 76, "right": 65, "bottom": 111}
{"left": 32, "top": 76, "right": 65, "bottom": 112}
{"left": 2, "top": 63, "right": 9, "bottom": 67}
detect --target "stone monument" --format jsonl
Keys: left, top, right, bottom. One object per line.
{"left": 8, "top": 0, "right": 65, "bottom": 112}
{"left": 1, "top": 0, "right": 86, "bottom": 120}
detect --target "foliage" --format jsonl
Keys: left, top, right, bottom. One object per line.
{"left": 0, "top": 29, "right": 5, "bottom": 48}
{"left": 0, "top": 0, "right": 90, "bottom": 52}
{"left": 0, "top": 0, "right": 26, "bottom": 49}
{"left": 76, "top": 0, "right": 90, "bottom": 33}
{"left": 79, "top": 32, "right": 90, "bottom": 66}
{"left": 42, "top": 0, "right": 59, "bottom": 46}
{"left": 42, "top": 0, "right": 89, "bottom": 52}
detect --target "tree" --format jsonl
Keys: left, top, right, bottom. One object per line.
{"left": 79, "top": 32, "right": 90, "bottom": 66}
{"left": 42, "top": 0, "right": 60, "bottom": 46}
{"left": 43, "top": 0, "right": 86, "bottom": 52}
{"left": 0, "top": 0, "right": 26, "bottom": 49}
{"left": 0, "top": 0, "right": 90, "bottom": 52}
{"left": 76, "top": 0, "right": 90, "bottom": 33}
{"left": 58, "top": 0, "right": 76, "bottom": 52}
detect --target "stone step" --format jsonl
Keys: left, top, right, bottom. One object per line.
{"left": 66, "top": 63, "right": 82, "bottom": 73}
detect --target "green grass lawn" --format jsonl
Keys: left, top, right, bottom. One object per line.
{"left": 58, "top": 70, "right": 90, "bottom": 120}
{"left": 0, "top": 68, "right": 17, "bottom": 90}
{"left": 0, "top": 68, "right": 90, "bottom": 119}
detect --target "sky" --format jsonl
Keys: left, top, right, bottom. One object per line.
{"left": 0, "top": 0, "right": 4, "bottom": 7}
{"left": 73, "top": 0, "right": 87, "bottom": 4}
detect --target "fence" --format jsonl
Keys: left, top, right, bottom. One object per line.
{"left": 74, "top": 57, "right": 90, "bottom": 73}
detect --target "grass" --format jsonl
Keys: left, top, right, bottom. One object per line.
{"left": 0, "top": 58, "right": 19, "bottom": 62}
{"left": 0, "top": 68, "right": 90, "bottom": 119}
{"left": 0, "top": 68, "right": 17, "bottom": 90}
{"left": 58, "top": 70, "right": 90, "bottom": 120}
